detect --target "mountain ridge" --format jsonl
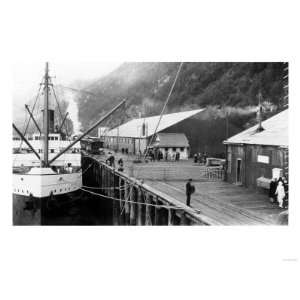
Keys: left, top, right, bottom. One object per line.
{"left": 75, "top": 62, "right": 286, "bottom": 131}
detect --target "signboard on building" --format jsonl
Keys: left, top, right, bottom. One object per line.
{"left": 257, "top": 155, "right": 269, "bottom": 164}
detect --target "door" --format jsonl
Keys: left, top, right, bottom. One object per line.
{"left": 236, "top": 158, "right": 242, "bottom": 184}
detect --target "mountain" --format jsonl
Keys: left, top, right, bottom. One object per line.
{"left": 75, "top": 62, "right": 286, "bottom": 131}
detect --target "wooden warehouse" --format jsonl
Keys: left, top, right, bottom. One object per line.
{"left": 101, "top": 109, "right": 203, "bottom": 155}
{"left": 223, "top": 109, "right": 288, "bottom": 190}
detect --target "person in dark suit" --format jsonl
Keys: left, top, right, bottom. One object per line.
{"left": 269, "top": 178, "right": 278, "bottom": 203}
{"left": 186, "top": 178, "right": 194, "bottom": 207}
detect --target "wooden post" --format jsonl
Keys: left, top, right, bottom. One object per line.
{"left": 180, "top": 211, "right": 188, "bottom": 225}
{"left": 168, "top": 208, "right": 174, "bottom": 225}
{"left": 119, "top": 177, "right": 125, "bottom": 225}
{"left": 137, "top": 188, "right": 143, "bottom": 226}
{"left": 99, "top": 165, "right": 102, "bottom": 191}
{"left": 109, "top": 169, "right": 112, "bottom": 198}
{"left": 129, "top": 187, "right": 136, "bottom": 225}
{"left": 154, "top": 196, "right": 160, "bottom": 225}
{"left": 124, "top": 181, "right": 130, "bottom": 225}
{"left": 145, "top": 193, "right": 152, "bottom": 225}
{"left": 105, "top": 168, "right": 109, "bottom": 196}
{"left": 112, "top": 171, "right": 119, "bottom": 225}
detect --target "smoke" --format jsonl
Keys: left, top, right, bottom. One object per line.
{"left": 167, "top": 104, "right": 259, "bottom": 120}
{"left": 62, "top": 89, "right": 82, "bottom": 134}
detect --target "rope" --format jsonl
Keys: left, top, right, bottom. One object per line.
{"left": 82, "top": 185, "right": 126, "bottom": 191}
{"left": 80, "top": 187, "right": 186, "bottom": 210}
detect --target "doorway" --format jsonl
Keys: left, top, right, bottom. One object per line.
{"left": 236, "top": 158, "right": 242, "bottom": 184}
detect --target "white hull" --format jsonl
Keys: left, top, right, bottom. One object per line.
{"left": 13, "top": 170, "right": 82, "bottom": 198}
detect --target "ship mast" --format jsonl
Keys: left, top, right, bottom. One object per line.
{"left": 43, "top": 62, "right": 50, "bottom": 166}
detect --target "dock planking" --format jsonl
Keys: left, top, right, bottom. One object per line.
{"left": 89, "top": 154, "right": 286, "bottom": 225}
{"left": 145, "top": 180, "right": 285, "bottom": 225}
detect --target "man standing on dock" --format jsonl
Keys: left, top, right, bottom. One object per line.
{"left": 186, "top": 178, "right": 195, "bottom": 207}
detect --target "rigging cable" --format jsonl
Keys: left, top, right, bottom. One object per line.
{"left": 17, "top": 82, "right": 43, "bottom": 152}
{"left": 122, "top": 62, "right": 184, "bottom": 216}
{"left": 144, "top": 62, "right": 184, "bottom": 160}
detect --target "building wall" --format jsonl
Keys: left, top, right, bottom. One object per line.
{"left": 156, "top": 147, "right": 189, "bottom": 160}
{"left": 162, "top": 113, "right": 243, "bottom": 158}
{"left": 134, "top": 138, "right": 148, "bottom": 154}
{"left": 226, "top": 144, "right": 286, "bottom": 189}
{"left": 104, "top": 136, "right": 149, "bottom": 154}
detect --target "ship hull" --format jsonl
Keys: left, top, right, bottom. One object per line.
{"left": 13, "top": 170, "right": 82, "bottom": 225}
{"left": 13, "top": 190, "right": 82, "bottom": 225}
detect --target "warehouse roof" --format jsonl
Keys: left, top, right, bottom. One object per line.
{"left": 151, "top": 133, "right": 189, "bottom": 147}
{"left": 224, "top": 109, "right": 288, "bottom": 147}
{"left": 107, "top": 109, "right": 204, "bottom": 138}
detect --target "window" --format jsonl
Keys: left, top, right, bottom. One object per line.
{"left": 165, "top": 147, "right": 169, "bottom": 151}
{"left": 50, "top": 149, "right": 54, "bottom": 153}
{"left": 35, "top": 136, "right": 39, "bottom": 140}
{"left": 55, "top": 137, "right": 58, "bottom": 140}
{"left": 180, "top": 147, "right": 184, "bottom": 152}
{"left": 172, "top": 147, "right": 176, "bottom": 152}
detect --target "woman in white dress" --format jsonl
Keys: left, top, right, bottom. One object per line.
{"left": 275, "top": 181, "right": 285, "bottom": 208}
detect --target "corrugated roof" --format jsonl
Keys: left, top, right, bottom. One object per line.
{"left": 151, "top": 133, "right": 189, "bottom": 147}
{"left": 107, "top": 109, "right": 204, "bottom": 138}
{"left": 224, "top": 109, "right": 288, "bottom": 147}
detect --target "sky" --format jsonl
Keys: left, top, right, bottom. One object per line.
{"left": 13, "top": 62, "right": 121, "bottom": 103}
{"left": 12, "top": 62, "right": 121, "bottom": 126}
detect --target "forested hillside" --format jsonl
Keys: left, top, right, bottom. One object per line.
{"left": 75, "top": 62, "right": 286, "bottom": 131}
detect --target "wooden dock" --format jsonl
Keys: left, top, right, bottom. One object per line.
{"left": 145, "top": 180, "right": 284, "bottom": 225}
{"left": 83, "top": 154, "right": 286, "bottom": 225}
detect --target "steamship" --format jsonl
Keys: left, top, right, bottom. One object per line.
{"left": 13, "top": 63, "right": 126, "bottom": 225}
{"left": 13, "top": 63, "right": 83, "bottom": 224}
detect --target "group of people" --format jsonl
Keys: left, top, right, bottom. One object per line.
{"left": 269, "top": 177, "right": 288, "bottom": 208}
{"left": 106, "top": 153, "right": 115, "bottom": 167}
{"left": 106, "top": 153, "right": 125, "bottom": 172}
{"left": 194, "top": 152, "right": 207, "bottom": 164}
{"left": 147, "top": 149, "right": 181, "bottom": 162}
